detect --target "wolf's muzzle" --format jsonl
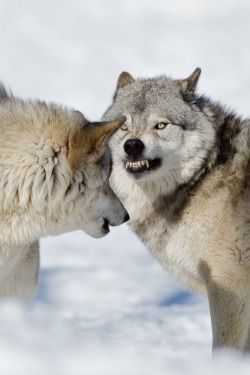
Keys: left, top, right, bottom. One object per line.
{"left": 103, "top": 212, "right": 130, "bottom": 235}
{"left": 108, "top": 212, "right": 130, "bottom": 227}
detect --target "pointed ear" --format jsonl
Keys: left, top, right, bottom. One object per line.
{"left": 117, "top": 72, "right": 135, "bottom": 89}
{"left": 69, "top": 117, "right": 126, "bottom": 169}
{"left": 84, "top": 117, "right": 126, "bottom": 156}
{"left": 180, "top": 67, "right": 201, "bottom": 101}
{"left": 89, "top": 117, "right": 126, "bottom": 148}
{"left": 113, "top": 72, "right": 135, "bottom": 100}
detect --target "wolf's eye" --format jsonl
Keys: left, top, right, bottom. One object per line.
{"left": 121, "top": 124, "right": 128, "bottom": 131}
{"left": 155, "top": 122, "right": 168, "bottom": 130}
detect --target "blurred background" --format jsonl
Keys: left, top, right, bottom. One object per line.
{"left": 0, "top": 1, "right": 250, "bottom": 374}
{"left": 2, "top": 0, "right": 250, "bottom": 117}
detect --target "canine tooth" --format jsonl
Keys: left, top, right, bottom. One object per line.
{"left": 126, "top": 160, "right": 149, "bottom": 169}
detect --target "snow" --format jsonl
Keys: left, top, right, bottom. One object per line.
{"left": 0, "top": 0, "right": 250, "bottom": 373}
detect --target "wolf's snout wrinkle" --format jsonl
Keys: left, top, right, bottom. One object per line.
{"left": 124, "top": 139, "right": 144, "bottom": 158}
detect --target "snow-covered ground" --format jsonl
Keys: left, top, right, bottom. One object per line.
{"left": 1, "top": 0, "right": 250, "bottom": 373}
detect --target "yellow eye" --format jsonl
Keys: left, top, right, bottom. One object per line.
{"left": 121, "top": 124, "right": 128, "bottom": 131}
{"left": 155, "top": 122, "right": 168, "bottom": 130}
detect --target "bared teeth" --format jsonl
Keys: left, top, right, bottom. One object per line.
{"left": 125, "top": 160, "right": 150, "bottom": 169}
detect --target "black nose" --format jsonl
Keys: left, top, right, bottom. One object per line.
{"left": 124, "top": 212, "right": 130, "bottom": 222}
{"left": 124, "top": 139, "right": 144, "bottom": 158}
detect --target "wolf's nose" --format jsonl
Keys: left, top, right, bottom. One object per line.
{"left": 124, "top": 212, "right": 130, "bottom": 222}
{"left": 124, "top": 139, "right": 144, "bottom": 158}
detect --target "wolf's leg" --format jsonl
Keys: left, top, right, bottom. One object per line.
{"left": 200, "top": 261, "right": 250, "bottom": 351}
{"left": 0, "top": 241, "right": 40, "bottom": 301}
{"left": 208, "top": 284, "right": 250, "bottom": 352}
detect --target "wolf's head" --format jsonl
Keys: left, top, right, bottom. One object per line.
{"left": 0, "top": 95, "right": 129, "bottom": 244}
{"left": 63, "top": 114, "right": 130, "bottom": 238}
{"left": 103, "top": 69, "right": 217, "bottom": 195}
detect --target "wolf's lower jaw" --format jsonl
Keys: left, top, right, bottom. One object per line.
{"left": 124, "top": 158, "right": 161, "bottom": 175}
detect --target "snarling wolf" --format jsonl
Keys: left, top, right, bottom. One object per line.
{"left": 103, "top": 68, "right": 250, "bottom": 352}
{"left": 0, "top": 85, "right": 128, "bottom": 300}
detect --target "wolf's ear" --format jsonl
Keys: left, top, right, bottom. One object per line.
{"left": 117, "top": 72, "right": 135, "bottom": 89}
{"left": 90, "top": 117, "right": 126, "bottom": 144}
{"left": 180, "top": 68, "right": 201, "bottom": 101}
{"left": 69, "top": 117, "right": 126, "bottom": 168}
{"left": 88, "top": 117, "right": 126, "bottom": 154}
{"left": 113, "top": 72, "right": 135, "bottom": 99}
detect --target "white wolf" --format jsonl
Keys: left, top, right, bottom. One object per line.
{"left": 103, "top": 68, "right": 250, "bottom": 352}
{"left": 0, "top": 84, "right": 128, "bottom": 301}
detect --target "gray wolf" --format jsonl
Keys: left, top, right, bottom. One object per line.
{"left": 103, "top": 68, "right": 250, "bottom": 352}
{"left": 0, "top": 84, "right": 128, "bottom": 301}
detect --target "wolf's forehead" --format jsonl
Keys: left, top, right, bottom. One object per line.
{"left": 121, "top": 78, "right": 184, "bottom": 113}
{"left": 121, "top": 82, "right": 190, "bottom": 125}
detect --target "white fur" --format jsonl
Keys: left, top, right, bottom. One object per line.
{"left": 0, "top": 96, "right": 128, "bottom": 301}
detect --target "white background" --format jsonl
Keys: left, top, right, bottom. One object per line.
{"left": 0, "top": 0, "right": 250, "bottom": 373}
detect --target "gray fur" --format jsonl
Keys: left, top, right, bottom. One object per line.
{"left": 103, "top": 69, "right": 250, "bottom": 353}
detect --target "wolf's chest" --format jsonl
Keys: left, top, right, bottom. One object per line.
{"left": 131, "top": 213, "right": 202, "bottom": 273}
{"left": 128, "top": 191, "right": 233, "bottom": 291}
